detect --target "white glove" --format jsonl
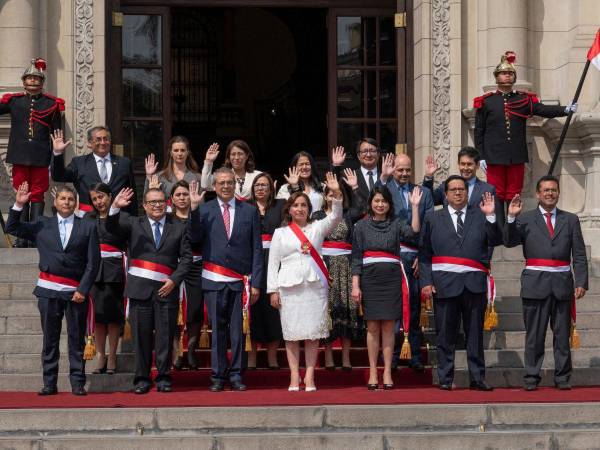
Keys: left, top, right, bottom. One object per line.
{"left": 479, "top": 159, "right": 487, "bottom": 174}
{"left": 565, "top": 102, "right": 578, "bottom": 114}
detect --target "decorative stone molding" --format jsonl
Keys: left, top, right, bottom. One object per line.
{"left": 74, "top": 0, "right": 94, "bottom": 154}
{"left": 431, "top": 0, "right": 451, "bottom": 182}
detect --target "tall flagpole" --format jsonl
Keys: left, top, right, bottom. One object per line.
{"left": 547, "top": 60, "right": 591, "bottom": 176}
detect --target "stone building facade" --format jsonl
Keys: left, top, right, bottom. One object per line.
{"left": 0, "top": 0, "right": 599, "bottom": 260}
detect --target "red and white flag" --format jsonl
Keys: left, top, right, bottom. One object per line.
{"left": 588, "top": 28, "right": 600, "bottom": 71}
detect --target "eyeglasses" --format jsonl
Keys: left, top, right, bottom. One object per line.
{"left": 540, "top": 188, "right": 558, "bottom": 194}
{"left": 359, "top": 149, "right": 379, "bottom": 155}
{"left": 93, "top": 137, "right": 110, "bottom": 143}
{"left": 447, "top": 188, "right": 466, "bottom": 193}
{"left": 254, "top": 183, "right": 270, "bottom": 189}
{"left": 216, "top": 180, "right": 235, "bottom": 186}
{"left": 145, "top": 200, "right": 166, "bottom": 206}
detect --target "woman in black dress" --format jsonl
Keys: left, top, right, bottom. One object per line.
{"left": 169, "top": 180, "right": 205, "bottom": 370}
{"left": 247, "top": 172, "right": 284, "bottom": 369}
{"left": 87, "top": 183, "right": 128, "bottom": 375}
{"left": 351, "top": 186, "right": 422, "bottom": 389}
{"left": 312, "top": 166, "right": 366, "bottom": 370}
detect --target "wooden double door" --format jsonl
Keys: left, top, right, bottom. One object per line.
{"left": 106, "top": 0, "right": 412, "bottom": 178}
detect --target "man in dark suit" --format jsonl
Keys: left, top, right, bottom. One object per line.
{"left": 50, "top": 126, "right": 138, "bottom": 215}
{"left": 377, "top": 152, "right": 434, "bottom": 371}
{"left": 504, "top": 176, "right": 588, "bottom": 391}
{"left": 108, "top": 187, "right": 192, "bottom": 394}
{"left": 6, "top": 183, "right": 100, "bottom": 396}
{"left": 189, "top": 167, "right": 263, "bottom": 391}
{"left": 419, "top": 175, "right": 502, "bottom": 391}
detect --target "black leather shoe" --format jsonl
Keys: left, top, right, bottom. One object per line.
{"left": 438, "top": 383, "right": 452, "bottom": 391}
{"left": 409, "top": 362, "right": 425, "bottom": 373}
{"left": 469, "top": 380, "right": 494, "bottom": 391}
{"left": 383, "top": 383, "right": 394, "bottom": 390}
{"left": 367, "top": 383, "right": 378, "bottom": 390}
{"left": 157, "top": 384, "right": 172, "bottom": 393}
{"left": 230, "top": 381, "right": 247, "bottom": 391}
{"left": 38, "top": 386, "right": 58, "bottom": 396}
{"left": 555, "top": 381, "right": 572, "bottom": 390}
{"left": 71, "top": 386, "right": 87, "bottom": 396}
{"left": 134, "top": 384, "right": 151, "bottom": 395}
{"left": 209, "top": 381, "right": 224, "bottom": 392}
{"left": 524, "top": 383, "right": 538, "bottom": 391}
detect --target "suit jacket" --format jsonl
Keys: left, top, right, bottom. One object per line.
{"left": 106, "top": 212, "right": 192, "bottom": 301}
{"left": 51, "top": 153, "right": 138, "bottom": 215}
{"left": 423, "top": 177, "right": 498, "bottom": 209}
{"left": 0, "top": 92, "right": 64, "bottom": 167}
{"left": 189, "top": 198, "right": 263, "bottom": 291}
{"left": 332, "top": 160, "right": 384, "bottom": 208}
{"left": 474, "top": 90, "right": 566, "bottom": 165}
{"left": 419, "top": 206, "right": 502, "bottom": 298}
{"left": 6, "top": 208, "right": 100, "bottom": 300}
{"left": 504, "top": 208, "right": 588, "bottom": 300}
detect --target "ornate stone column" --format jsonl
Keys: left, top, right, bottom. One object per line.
{"left": 74, "top": 0, "right": 95, "bottom": 155}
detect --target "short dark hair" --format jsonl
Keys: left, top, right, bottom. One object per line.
{"left": 367, "top": 185, "right": 395, "bottom": 220}
{"left": 457, "top": 146, "right": 480, "bottom": 163}
{"left": 224, "top": 139, "right": 256, "bottom": 172}
{"left": 444, "top": 175, "right": 468, "bottom": 192}
{"left": 55, "top": 185, "right": 76, "bottom": 198}
{"left": 89, "top": 182, "right": 111, "bottom": 197}
{"left": 87, "top": 126, "right": 111, "bottom": 142}
{"left": 355, "top": 138, "right": 379, "bottom": 154}
{"left": 282, "top": 192, "right": 314, "bottom": 225}
{"left": 170, "top": 180, "right": 190, "bottom": 198}
{"left": 144, "top": 188, "right": 166, "bottom": 202}
{"left": 536, "top": 175, "right": 560, "bottom": 192}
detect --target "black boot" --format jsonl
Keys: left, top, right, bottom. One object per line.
{"left": 496, "top": 200, "right": 506, "bottom": 227}
{"left": 28, "top": 202, "right": 45, "bottom": 248}
{"left": 186, "top": 322, "right": 201, "bottom": 370}
{"left": 12, "top": 203, "right": 30, "bottom": 248}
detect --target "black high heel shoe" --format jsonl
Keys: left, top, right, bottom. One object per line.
{"left": 92, "top": 360, "right": 107, "bottom": 375}
{"left": 367, "top": 383, "right": 378, "bottom": 390}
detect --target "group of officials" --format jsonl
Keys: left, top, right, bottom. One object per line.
{"left": 2, "top": 52, "right": 588, "bottom": 395}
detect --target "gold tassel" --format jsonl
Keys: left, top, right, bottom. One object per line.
{"left": 83, "top": 335, "right": 96, "bottom": 361}
{"left": 242, "top": 309, "right": 250, "bottom": 335}
{"left": 199, "top": 325, "right": 210, "bottom": 349}
{"left": 425, "top": 296, "right": 433, "bottom": 312}
{"left": 570, "top": 323, "right": 581, "bottom": 350}
{"left": 483, "top": 305, "right": 492, "bottom": 331}
{"left": 399, "top": 335, "right": 412, "bottom": 360}
{"left": 420, "top": 302, "right": 429, "bottom": 329}
{"left": 177, "top": 301, "right": 184, "bottom": 327}
{"left": 177, "top": 333, "right": 184, "bottom": 357}
{"left": 358, "top": 302, "right": 364, "bottom": 317}
{"left": 245, "top": 332, "right": 252, "bottom": 351}
{"left": 488, "top": 304, "right": 498, "bottom": 329}
{"left": 123, "top": 320, "right": 132, "bottom": 341}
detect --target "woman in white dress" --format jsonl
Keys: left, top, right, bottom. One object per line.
{"left": 201, "top": 139, "right": 262, "bottom": 200}
{"left": 268, "top": 172, "right": 343, "bottom": 391}
{"left": 276, "top": 151, "right": 324, "bottom": 211}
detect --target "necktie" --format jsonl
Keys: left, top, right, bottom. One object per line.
{"left": 367, "top": 170, "right": 374, "bottom": 191}
{"left": 99, "top": 158, "right": 108, "bottom": 183}
{"left": 456, "top": 210, "right": 464, "bottom": 239}
{"left": 153, "top": 221, "right": 162, "bottom": 248}
{"left": 222, "top": 203, "right": 231, "bottom": 238}
{"left": 59, "top": 219, "right": 67, "bottom": 249}
{"left": 545, "top": 212, "right": 554, "bottom": 237}
{"left": 399, "top": 185, "right": 408, "bottom": 210}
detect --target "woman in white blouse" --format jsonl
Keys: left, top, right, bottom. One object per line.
{"left": 201, "top": 140, "right": 261, "bottom": 201}
{"left": 276, "top": 151, "right": 324, "bottom": 211}
{"left": 268, "top": 172, "right": 343, "bottom": 391}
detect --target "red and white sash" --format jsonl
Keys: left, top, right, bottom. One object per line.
{"left": 37, "top": 272, "right": 79, "bottom": 292}
{"left": 78, "top": 202, "right": 93, "bottom": 213}
{"left": 261, "top": 234, "right": 272, "bottom": 249}
{"left": 288, "top": 222, "right": 330, "bottom": 289}
{"left": 202, "top": 262, "right": 252, "bottom": 311}
{"left": 400, "top": 243, "right": 418, "bottom": 254}
{"left": 432, "top": 256, "right": 496, "bottom": 302}
{"left": 128, "top": 259, "right": 174, "bottom": 282}
{"left": 322, "top": 241, "right": 352, "bottom": 256}
{"left": 525, "top": 258, "right": 570, "bottom": 272}
{"left": 235, "top": 194, "right": 249, "bottom": 202}
{"left": 100, "top": 243, "right": 123, "bottom": 259}
{"left": 362, "top": 250, "right": 410, "bottom": 332}
{"left": 192, "top": 251, "right": 203, "bottom": 263}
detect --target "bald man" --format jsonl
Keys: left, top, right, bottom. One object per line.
{"left": 377, "top": 153, "right": 434, "bottom": 371}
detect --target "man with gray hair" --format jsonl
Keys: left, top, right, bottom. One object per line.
{"left": 50, "top": 126, "right": 138, "bottom": 215}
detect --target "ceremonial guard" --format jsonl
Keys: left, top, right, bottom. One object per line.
{"left": 473, "top": 51, "right": 575, "bottom": 220}
{"left": 504, "top": 176, "right": 588, "bottom": 391}
{"left": 0, "top": 58, "right": 65, "bottom": 246}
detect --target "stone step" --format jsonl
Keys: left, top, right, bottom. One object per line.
{"left": 0, "top": 283, "right": 35, "bottom": 300}
{"left": 437, "top": 348, "right": 600, "bottom": 369}
{"left": 2, "top": 430, "right": 600, "bottom": 450}
{"left": 0, "top": 265, "right": 39, "bottom": 282}
{"left": 482, "top": 329, "right": 600, "bottom": 349}
{"left": 0, "top": 248, "right": 38, "bottom": 264}
{"left": 0, "top": 372, "right": 133, "bottom": 392}
{"left": 493, "top": 311, "right": 600, "bottom": 331}
{"left": 444, "top": 367, "right": 600, "bottom": 388}
{"left": 495, "top": 295, "right": 600, "bottom": 313}
{"left": 1, "top": 352, "right": 136, "bottom": 374}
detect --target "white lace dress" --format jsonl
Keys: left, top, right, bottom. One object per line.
{"left": 267, "top": 199, "right": 342, "bottom": 341}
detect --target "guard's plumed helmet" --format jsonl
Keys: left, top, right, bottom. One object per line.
{"left": 494, "top": 51, "right": 517, "bottom": 82}
{"left": 21, "top": 58, "right": 46, "bottom": 81}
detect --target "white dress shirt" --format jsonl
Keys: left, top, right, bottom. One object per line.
{"left": 147, "top": 216, "right": 166, "bottom": 246}
{"left": 93, "top": 153, "right": 112, "bottom": 182}
{"left": 538, "top": 205, "right": 556, "bottom": 227}
{"left": 448, "top": 204, "right": 496, "bottom": 230}
{"left": 360, "top": 166, "right": 378, "bottom": 191}
{"left": 217, "top": 197, "right": 236, "bottom": 237}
